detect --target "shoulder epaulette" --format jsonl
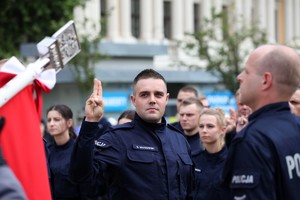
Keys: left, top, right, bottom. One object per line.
{"left": 167, "top": 123, "right": 184, "bottom": 135}
{"left": 109, "top": 122, "right": 134, "bottom": 131}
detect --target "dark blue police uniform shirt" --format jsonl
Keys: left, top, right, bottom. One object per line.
{"left": 193, "top": 146, "right": 228, "bottom": 200}
{"left": 48, "top": 138, "right": 80, "bottom": 199}
{"left": 222, "top": 102, "right": 300, "bottom": 200}
{"left": 96, "top": 117, "right": 111, "bottom": 138}
{"left": 185, "top": 133, "right": 204, "bottom": 156}
{"left": 48, "top": 138, "right": 101, "bottom": 200}
{"left": 170, "top": 121, "right": 184, "bottom": 133}
{"left": 70, "top": 114, "right": 194, "bottom": 200}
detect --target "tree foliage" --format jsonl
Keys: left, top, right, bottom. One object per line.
{"left": 70, "top": 7, "right": 108, "bottom": 92}
{"left": 0, "top": 0, "right": 84, "bottom": 59}
{"left": 70, "top": 31, "right": 108, "bottom": 91}
{"left": 181, "top": 8, "right": 267, "bottom": 94}
{"left": 0, "top": 0, "right": 107, "bottom": 92}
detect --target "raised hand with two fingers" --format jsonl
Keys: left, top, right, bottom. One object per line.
{"left": 85, "top": 79, "right": 104, "bottom": 122}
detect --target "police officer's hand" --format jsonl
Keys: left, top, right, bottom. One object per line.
{"left": 85, "top": 79, "right": 104, "bottom": 122}
{"left": 226, "top": 108, "right": 237, "bottom": 133}
{"left": 236, "top": 115, "right": 248, "bottom": 133}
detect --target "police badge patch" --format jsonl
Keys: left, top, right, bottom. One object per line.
{"left": 230, "top": 170, "right": 260, "bottom": 189}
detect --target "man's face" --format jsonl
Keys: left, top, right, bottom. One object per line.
{"left": 131, "top": 78, "right": 169, "bottom": 123}
{"left": 237, "top": 103, "right": 252, "bottom": 117}
{"left": 200, "top": 98, "right": 210, "bottom": 109}
{"left": 176, "top": 91, "right": 197, "bottom": 112}
{"left": 235, "top": 92, "right": 252, "bottom": 117}
{"left": 237, "top": 55, "right": 262, "bottom": 110}
{"left": 179, "top": 103, "right": 201, "bottom": 136}
{"left": 289, "top": 89, "right": 300, "bottom": 116}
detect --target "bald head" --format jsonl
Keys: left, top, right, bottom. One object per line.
{"left": 252, "top": 44, "right": 300, "bottom": 98}
{"left": 237, "top": 44, "right": 300, "bottom": 112}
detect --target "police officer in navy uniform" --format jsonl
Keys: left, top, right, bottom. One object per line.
{"left": 70, "top": 69, "right": 194, "bottom": 199}
{"left": 171, "top": 85, "right": 199, "bottom": 133}
{"left": 194, "top": 108, "right": 228, "bottom": 200}
{"left": 178, "top": 97, "right": 204, "bottom": 155}
{"left": 222, "top": 44, "right": 300, "bottom": 199}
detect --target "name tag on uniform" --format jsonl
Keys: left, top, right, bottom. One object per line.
{"left": 132, "top": 144, "right": 158, "bottom": 151}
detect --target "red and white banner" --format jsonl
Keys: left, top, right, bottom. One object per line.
{"left": 0, "top": 57, "right": 55, "bottom": 200}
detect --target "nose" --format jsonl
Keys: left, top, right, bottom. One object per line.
{"left": 200, "top": 126, "right": 207, "bottom": 133}
{"left": 48, "top": 119, "right": 54, "bottom": 126}
{"left": 241, "top": 104, "right": 247, "bottom": 109}
{"left": 149, "top": 94, "right": 156, "bottom": 104}
{"left": 237, "top": 71, "right": 244, "bottom": 82}
{"left": 289, "top": 102, "right": 294, "bottom": 110}
{"left": 181, "top": 114, "right": 187, "bottom": 120}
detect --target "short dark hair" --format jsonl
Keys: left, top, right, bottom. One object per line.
{"left": 181, "top": 97, "right": 203, "bottom": 109}
{"left": 118, "top": 110, "right": 135, "bottom": 122}
{"left": 178, "top": 85, "right": 198, "bottom": 97}
{"left": 133, "top": 69, "right": 167, "bottom": 89}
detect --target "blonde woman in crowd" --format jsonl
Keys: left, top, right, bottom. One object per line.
{"left": 193, "top": 108, "right": 229, "bottom": 200}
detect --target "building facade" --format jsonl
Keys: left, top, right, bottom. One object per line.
{"left": 41, "top": 0, "right": 300, "bottom": 123}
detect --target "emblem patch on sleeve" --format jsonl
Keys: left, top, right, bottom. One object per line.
{"left": 230, "top": 171, "right": 260, "bottom": 189}
{"left": 95, "top": 141, "right": 107, "bottom": 147}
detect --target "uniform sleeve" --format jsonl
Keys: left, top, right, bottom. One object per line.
{"left": 69, "top": 120, "right": 101, "bottom": 183}
{"left": 70, "top": 120, "right": 122, "bottom": 187}
{"left": 224, "top": 131, "right": 277, "bottom": 199}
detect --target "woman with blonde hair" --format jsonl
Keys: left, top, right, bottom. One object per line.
{"left": 193, "top": 108, "right": 229, "bottom": 200}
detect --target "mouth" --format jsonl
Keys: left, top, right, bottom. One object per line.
{"left": 48, "top": 129, "right": 56, "bottom": 133}
{"left": 181, "top": 123, "right": 188, "bottom": 127}
{"left": 201, "top": 136, "right": 209, "bottom": 140}
{"left": 147, "top": 108, "right": 158, "bottom": 111}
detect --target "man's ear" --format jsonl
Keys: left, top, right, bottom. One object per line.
{"left": 262, "top": 72, "right": 272, "bottom": 91}
{"left": 130, "top": 95, "right": 136, "bottom": 106}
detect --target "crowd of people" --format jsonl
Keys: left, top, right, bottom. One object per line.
{"left": 1, "top": 44, "right": 300, "bottom": 199}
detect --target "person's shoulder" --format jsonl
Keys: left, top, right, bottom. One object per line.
{"left": 46, "top": 140, "right": 55, "bottom": 150}
{"left": 170, "top": 121, "right": 180, "bottom": 126}
{"left": 96, "top": 122, "right": 134, "bottom": 147}
{"left": 170, "top": 121, "right": 180, "bottom": 129}
{"left": 99, "top": 116, "right": 111, "bottom": 125}
{"left": 192, "top": 149, "right": 205, "bottom": 158}
{"left": 109, "top": 122, "right": 134, "bottom": 132}
{"left": 167, "top": 123, "right": 185, "bottom": 136}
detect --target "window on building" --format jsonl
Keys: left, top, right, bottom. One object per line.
{"left": 164, "top": 1, "right": 171, "bottom": 39}
{"left": 275, "top": 1, "right": 279, "bottom": 42}
{"left": 131, "top": 0, "right": 140, "bottom": 38}
{"left": 222, "top": 5, "right": 228, "bottom": 38}
{"left": 251, "top": 0, "right": 259, "bottom": 24}
{"left": 100, "top": 0, "right": 106, "bottom": 17}
{"left": 100, "top": 0, "right": 107, "bottom": 36}
{"left": 194, "top": 3, "right": 201, "bottom": 32}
